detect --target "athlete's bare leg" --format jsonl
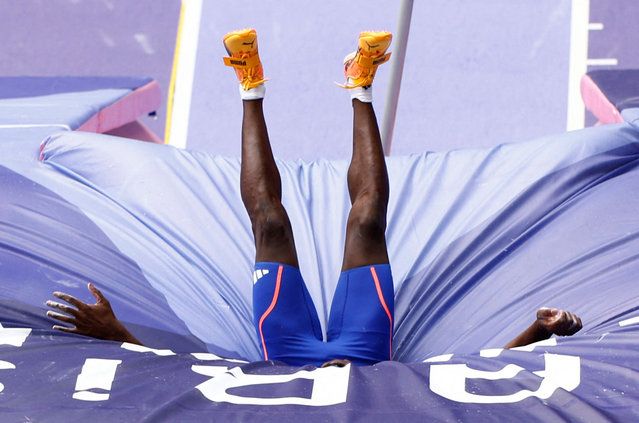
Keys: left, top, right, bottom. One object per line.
{"left": 222, "top": 29, "right": 299, "bottom": 267}
{"left": 341, "top": 99, "right": 390, "bottom": 271}
{"left": 240, "top": 99, "right": 299, "bottom": 267}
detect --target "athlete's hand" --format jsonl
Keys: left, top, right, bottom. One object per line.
{"left": 536, "top": 308, "right": 582, "bottom": 337}
{"left": 46, "top": 283, "right": 141, "bottom": 344}
{"left": 505, "top": 307, "right": 582, "bottom": 349}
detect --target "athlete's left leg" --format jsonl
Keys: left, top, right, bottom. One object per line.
{"left": 339, "top": 31, "right": 393, "bottom": 271}
{"left": 326, "top": 32, "right": 394, "bottom": 364}
{"left": 341, "top": 98, "right": 390, "bottom": 271}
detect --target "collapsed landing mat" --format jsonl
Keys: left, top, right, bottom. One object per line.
{"left": 1, "top": 119, "right": 639, "bottom": 420}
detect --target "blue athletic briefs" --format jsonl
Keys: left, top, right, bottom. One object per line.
{"left": 252, "top": 262, "right": 394, "bottom": 366}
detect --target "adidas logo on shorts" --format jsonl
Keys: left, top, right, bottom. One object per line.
{"left": 253, "top": 268, "right": 270, "bottom": 284}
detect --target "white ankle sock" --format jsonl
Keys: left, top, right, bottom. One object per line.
{"left": 240, "top": 83, "right": 265, "bottom": 100}
{"left": 348, "top": 79, "right": 373, "bottom": 103}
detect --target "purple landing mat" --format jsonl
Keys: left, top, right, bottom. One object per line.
{"left": 186, "top": 0, "right": 573, "bottom": 159}
{"left": 0, "top": 88, "right": 132, "bottom": 130}
{"left": 0, "top": 330, "right": 637, "bottom": 422}
{"left": 1, "top": 113, "right": 639, "bottom": 419}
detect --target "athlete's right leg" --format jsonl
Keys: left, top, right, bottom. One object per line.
{"left": 241, "top": 99, "right": 300, "bottom": 266}
{"left": 240, "top": 98, "right": 325, "bottom": 362}
{"left": 224, "top": 29, "right": 323, "bottom": 364}
{"left": 223, "top": 28, "right": 298, "bottom": 267}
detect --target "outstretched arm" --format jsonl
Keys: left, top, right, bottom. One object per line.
{"left": 504, "top": 308, "right": 582, "bottom": 349}
{"left": 46, "top": 283, "right": 142, "bottom": 345}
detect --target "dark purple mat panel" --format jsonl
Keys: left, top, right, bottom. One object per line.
{"left": 0, "top": 327, "right": 637, "bottom": 421}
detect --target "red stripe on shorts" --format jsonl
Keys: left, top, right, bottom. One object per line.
{"left": 258, "top": 265, "right": 284, "bottom": 360}
{"left": 370, "top": 266, "right": 393, "bottom": 360}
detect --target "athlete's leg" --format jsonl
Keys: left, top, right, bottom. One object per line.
{"left": 241, "top": 99, "right": 299, "bottom": 267}
{"left": 223, "top": 28, "right": 298, "bottom": 266}
{"left": 341, "top": 32, "right": 392, "bottom": 272}
{"left": 327, "top": 99, "right": 394, "bottom": 362}
{"left": 224, "top": 29, "right": 322, "bottom": 365}
{"left": 326, "top": 32, "right": 394, "bottom": 364}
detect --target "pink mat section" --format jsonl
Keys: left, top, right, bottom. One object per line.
{"left": 580, "top": 74, "right": 624, "bottom": 125}
{"left": 78, "top": 80, "right": 162, "bottom": 142}
{"left": 105, "top": 119, "right": 163, "bottom": 144}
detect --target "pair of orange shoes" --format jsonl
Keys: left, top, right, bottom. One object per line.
{"left": 222, "top": 29, "right": 392, "bottom": 91}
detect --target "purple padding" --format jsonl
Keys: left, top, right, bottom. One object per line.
{"left": 0, "top": 89, "right": 131, "bottom": 130}
{"left": 0, "top": 326, "right": 637, "bottom": 421}
{"left": 30, "top": 123, "right": 639, "bottom": 360}
{"left": 0, "top": 164, "right": 206, "bottom": 353}
{"left": 582, "top": 70, "right": 639, "bottom": 124}
{"left": 2, "top": 120, "right": 639, "bottom": 420}
{"left": 77, "top": 80, "right": 162, "bottom": 137}
{"left": 105, "top": 119, "right": 164, "bottom": 144}
{"left": 0, "top": 76, "right": 162, "bottom": 140}
{"left": 581, "top": 74, "right": 624, "bottom": 124}
{"left": 586, "top": 70, "right": 639, "bottom": 110}
{"left": 0, "top": 76, "right": 153, "bottom": 100}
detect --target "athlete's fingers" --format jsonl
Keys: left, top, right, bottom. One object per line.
{"left": 552, "top": 310, "right": 567, "bottom": 326}
{"left": 560, "top": 311, "right": 574, "bottom": 331}
{"left": 537, "top": 307, "right": 558, "bottom": 319}
{"left": 46, "top": 310, "right": 75, "bottom": 324}
{"left": 53, "top": 325, "right": 76, "bottom": 333}
{"left": 88, "top": 283, "right": 107, "bottom": 303}
{"left": 568, "top": 312, "right": 578, "bottom": 326}
{"left": 52, "top": 292, "right": 86, "bottom": 309}
{"left": 567, "top": 312, "right": 582, "bottom": 333}
{"left": 45, "top": 300, "right": 78, "bottom": 316}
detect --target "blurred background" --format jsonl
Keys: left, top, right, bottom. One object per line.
{"left": 2, "top": 0, "right": 637, "bottom": 159}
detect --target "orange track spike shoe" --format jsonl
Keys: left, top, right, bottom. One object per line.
{"left": 340, "top": 31, "right": 392, "bottom": 89}
{"left": 223, "top": 28, "right": 268, "bottom": 90}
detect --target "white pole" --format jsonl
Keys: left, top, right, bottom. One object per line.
{"left": 381, "top": 0, "right": 414, "bottom": 155}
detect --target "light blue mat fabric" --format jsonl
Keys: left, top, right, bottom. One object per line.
{"left": 2, "top": 82, "right": 639, "bottom": 420}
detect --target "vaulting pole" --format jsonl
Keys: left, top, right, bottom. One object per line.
{"left": 381, "top": 0, "right": 414, "bottom": 155}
